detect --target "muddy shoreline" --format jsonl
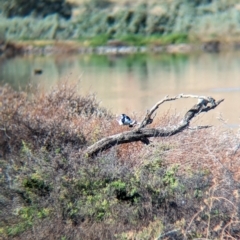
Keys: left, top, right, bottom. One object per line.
{"left": 1, "top": 39, "right": 238, "bottom": 58}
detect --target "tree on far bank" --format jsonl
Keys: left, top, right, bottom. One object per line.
{"left": 0, "top": 0, "right": 72, "bottom": 19}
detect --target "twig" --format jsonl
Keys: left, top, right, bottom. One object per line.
{"left": 221, "top": 220, "right": 240, "bottom": 239}
{"left": 186, "top": 207, "right": 205, "bottom": 233}
{"left": 138, "top": 95, "right": 175, "bottom": 129}
{"left": 188, "top": 126, "right": 212, "bottom": 130}
{"left": 0, "top": 127, "right": 11, "bottom": 139}
{"left": 211, "top": 196, "right": 237, "bottom": 209}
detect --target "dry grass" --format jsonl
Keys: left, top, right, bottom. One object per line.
{"left": 0, "top": 83, "right": 240, "bottom": 239}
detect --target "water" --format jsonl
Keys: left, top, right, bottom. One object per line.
{"left": 1, "top": 52, "right": 240, "bottom": 129}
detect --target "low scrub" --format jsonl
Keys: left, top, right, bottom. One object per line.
{"left": 0, "top": 84, "right": 240, "bottom": 239}
{"left": 0, "top": 0, "right": 240, "bottom": 43}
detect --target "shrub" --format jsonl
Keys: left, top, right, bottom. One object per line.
{"left": 1, "top": 0, "right": 72, "bottom": 19}
{"left": 0, "top": 84, "right": 240, "bottom": 239}
{"left": 0, "top": 0, "right": 240, "bottom": 42}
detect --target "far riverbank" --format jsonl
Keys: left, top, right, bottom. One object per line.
{"left": 0, "top": 38, "right": 237, "bottom": 58}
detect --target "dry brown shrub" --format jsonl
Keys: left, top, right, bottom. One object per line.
{"left": 0, "top": 83, "right": 114, "bottom": 158}
{"left": 1, "top": 84, "right": 240, "bottom": 239}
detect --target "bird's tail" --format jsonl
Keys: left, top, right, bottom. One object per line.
{"left": 129, "top": 120, "right": 138, "bottom": 127}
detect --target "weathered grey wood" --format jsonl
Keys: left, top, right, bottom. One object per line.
{"left": 84, "top": 95, "right": 224, "bottom": 157}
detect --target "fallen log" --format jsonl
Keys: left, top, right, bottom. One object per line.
{"left": 85, "top": 94, "right": 224, "bottom": 157}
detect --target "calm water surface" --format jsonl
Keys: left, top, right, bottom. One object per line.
{"left": 1, "top": 52, "right": 240, "bottom": 128}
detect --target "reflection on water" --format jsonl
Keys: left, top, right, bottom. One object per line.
{"left": 0, "top": 52, "right": 240, "bottom": 128}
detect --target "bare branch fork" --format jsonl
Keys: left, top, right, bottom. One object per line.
{"left": 84, "top": 94, "right": 224, "bottom": 157}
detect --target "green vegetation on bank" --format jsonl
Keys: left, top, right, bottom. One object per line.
{"left": 0, "top": 84, "right": 240, "bottom": 239}
{"left": 82, "top": 33, "right": 189, "bottom": 47}
{"left": 0, "top": 0, "right": 240, "bottom": 45}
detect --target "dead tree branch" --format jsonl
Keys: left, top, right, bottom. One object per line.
{"left": 84, "top": 94, "right": 224, "bottom": 157}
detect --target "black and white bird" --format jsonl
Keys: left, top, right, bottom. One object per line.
{"left": 197, "top": 98, "right": 208, "bottom": 107}
{"left": 117, "top": 114, "right": 136, "bottom": 127}
{"left": 197, "top": 98, "right": 209, "bottom": 113}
